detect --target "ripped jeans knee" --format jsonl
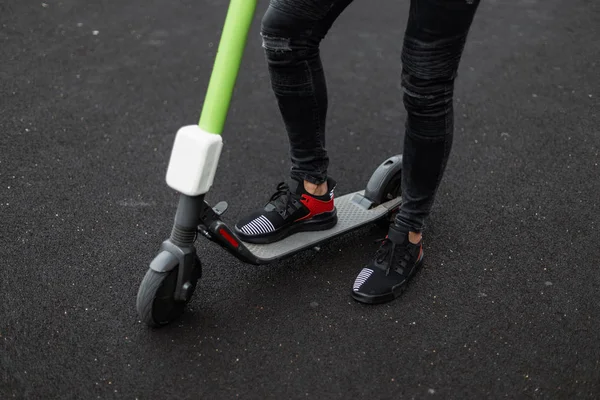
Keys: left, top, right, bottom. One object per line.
{"left": 260, "top": 4, "right": 322, "bottom": 63}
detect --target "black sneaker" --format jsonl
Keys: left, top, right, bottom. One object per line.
{"left": 234, "top": 177, "right": 337, "bottom": 244}
{"left": 351, "top": 224, "right": 424, "bottom": 304}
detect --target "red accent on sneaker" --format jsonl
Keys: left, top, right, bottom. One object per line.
{"left": 295, "top": 194, "right": 334, "bottom": 222}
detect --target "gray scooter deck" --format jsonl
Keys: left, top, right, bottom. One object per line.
{"left": 241, "top": 191, "right": 402, "bottom": 262}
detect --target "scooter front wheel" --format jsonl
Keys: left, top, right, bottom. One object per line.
{"left": 136, "top": 260, "right": 201, "bottom": 327}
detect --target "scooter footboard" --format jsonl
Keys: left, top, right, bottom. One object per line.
{"left": 240, "top": 191, "right": 401, "bottom": 263}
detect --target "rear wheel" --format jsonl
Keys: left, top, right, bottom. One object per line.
{"left": 364, "top": 154, "right": 403, "bottom": 206}
{"left": 364, "top": 155, "right": 403, "bottom": 226}
{"left": 380, "top": 171, "right": 402, "bottom": 203}
{"left": 377, "top": 179, "right": 403, "bottom": 228}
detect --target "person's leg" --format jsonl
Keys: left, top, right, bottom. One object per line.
{"left": 235, "top": 0, "right": 354, "bottom": 244}
{"left": 261, "top": 0, "right": 355, "bottom": 190}
{"left": 352, "top": 0, "right": 481, "bottom": 304}
{"left": 395, "top": 0, "right": 481, "bottom": 239}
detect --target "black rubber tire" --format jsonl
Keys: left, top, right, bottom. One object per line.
{"left": 364, "top": 154, "right": 403, "bottom": 207}
{"left": 376, "top": 173, "right": 403, "bottom": 229}
{"left": 382, "top": 169, "right": 402, "bottom": 202}
{"left": 136, "top": 262, "right": 200, "bottom": 328}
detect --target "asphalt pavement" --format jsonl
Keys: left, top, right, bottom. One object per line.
{"left": 1, "top": 0, "right": 599, "bottom": 399}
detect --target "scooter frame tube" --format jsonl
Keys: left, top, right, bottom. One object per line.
{"left": 199, "top": 0, "right": 258, "bottom": 134}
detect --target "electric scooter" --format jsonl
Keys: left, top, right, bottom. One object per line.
{"left": 135, "top": 0, "right": 404, "bottom": 327}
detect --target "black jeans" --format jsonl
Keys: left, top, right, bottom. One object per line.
{"left": 261, "top": 0, "right": 481, "bottom": 233}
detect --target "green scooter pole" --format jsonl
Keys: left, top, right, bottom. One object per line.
{"left": 198, "top": 0, "right": 257, "bottom": 135}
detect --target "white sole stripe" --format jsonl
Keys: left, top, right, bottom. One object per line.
{"left": 259, "top": 215, "right": 275, "bottom": 232}
{"left": 353, "top": 268, "right": 374, "bottom": 291}
{"left": 249, "top": 220, "right": 265, "bottom": 234}
{"left": 241, "top": 216, "right": 276, "bottom": 236}
{"left": 254, "top": 217, "right": 270, "bottom": 234}
{"left": 244, "top": 221, "right": 260, "bottom": 235}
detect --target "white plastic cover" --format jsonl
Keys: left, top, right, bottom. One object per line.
{"left": 165, "top": 125, "right": 223, "bottom": 196}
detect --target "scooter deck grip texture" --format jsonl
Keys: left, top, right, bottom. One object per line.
{"left": 241, "top": 191, "right": 401, "bottom": 261}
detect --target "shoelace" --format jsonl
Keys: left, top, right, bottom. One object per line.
{"left": 374, "top": 237, "right": 411, "bottom": 276}
{"left": 268, "top": 182, "right": 300, "bottom": 218}
{"left": 269, "top": 182, "right": 291, "bottom": 203}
